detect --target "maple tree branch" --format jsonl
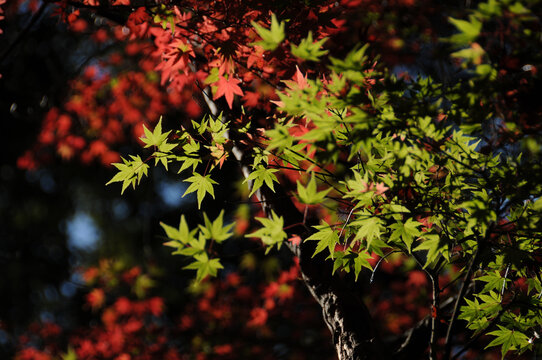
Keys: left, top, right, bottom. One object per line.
{"left": 268, "top": 161, "right": 330, "bottom": 177}
{"left": 369, "top": 250, "right": 399, "bottom": 283}
{"left": 394, "top": 295, "right": 455, "bottom": 359}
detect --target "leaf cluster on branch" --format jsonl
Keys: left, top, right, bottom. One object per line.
{"left": 6, "top": 0, "right": 542, "bottom": 358}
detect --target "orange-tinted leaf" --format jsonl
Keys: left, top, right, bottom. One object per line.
{"left": 213, "top": 76, "right": 244, "bottom": 109}
{"left": 87, "top": 288, "right": 105, "bottom": 310}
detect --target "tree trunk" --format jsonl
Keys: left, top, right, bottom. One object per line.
{"left": 258, "top": 184, "right": 389, "bottom": 359}
{"left": 298, "top": 240, "right": 389, "bottom": 360}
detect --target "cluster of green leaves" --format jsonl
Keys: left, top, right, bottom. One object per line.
{"left": 276, "top": 54, "right": 540, "bottom": 360}
{"left": 107, "top": 4, "right": 542, "bottom": 356}
{"left": 277, "top": 69, "right": 481, "bottom": 272}
{"left": 291, "top": 31, "right": 328, "bottom": 62}
{"left": 441, "top": 2, "right": 542, "bottom": 353}
{"left": 263, "top": 4, "right": 541, "bottom": 355}
{"left": 246, "top": 210, "right": 287, "bottom": 254}
{"left": 107, "top": 111, "right": 288, "bottom": 252}
{"left": 108, "top": 114, "right": 247, "bottom": 207}
{"left": 106, "top": 155, "right": 149, "bottom": 194}
{"left": 161, "top": 212, "right": 232, "bottom": 282}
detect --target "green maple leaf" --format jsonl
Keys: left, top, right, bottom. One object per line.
{"left": 199, "top": 210, "right": 234, "bottom": 243}
{"left": 266, "top": 123, "right": 294, "bottom": 151}
{"left": 329, "top": 44, "right": 370, "bottom": 82}
{"left": 191, "top": 118, "right": 208, "bottom": 135}
{"left": 252, "top": 147, "right": 271, "bottom": 167}
{"left": 177, "top": 233, "right": 207, "bottom": 257}
{"left": 245, "top": 210, "right": 287, "bottom": 253}
{"left": 204, "top": 67, "right": 220, "bottom": 85}
{"left": 351, "top": 216, "right": 383, "bottom": 248}
{"left": 353, "top": 252, "right": 373, "bottom": 281}
{"left": 306, "top": 222, "right": 339, "bottom": 257}
{"left": 154, "top": 141, "right": 177, "bottom": 170}
{"left": 389, "top": 218, "right": 421, "bottom": 252}
{"left": 177, "top": 140, "right": 201, "bottom": 173}
{"left": 183, "top": 173, "right": 218, "bottom": 209}
{"left": 244, "top": 165, "right": 278, "bottom": 196}
{"left": 297, "top": 176, "right": 331, "bottom": 205}
{"left": 184, "top": 252, "right": 224, "bottom": 283}
{"left": 251, "top": 13, "right": 285, "bottom": 51}
{"left": 106, "top": 155, "right": 149, "bottom": 194}
{"left": 207, "top": 114, "right": 229, "bottom": 144}
{"left": 458, "top": 297, "right": 482, "bottom": 324}
{"left": 448, "top": 16, "right": 482, "bottom": 45}
{"left": 476, "top": 271, "right": 509, "bottom": 293}
{"left": 140, "top": 117, "right": 170, "bottom": 148}
{"left": 140, "top": 118, "right": 178, "bottom": 169}
{"left": 177, "top": 155, "right": 201, "bottom": 173}
{"left": 486, "top": 325, "right": 530, "bottom": 358}
{"left": 414, "top": 233, "right": 449, "bottom": 268}
{"left": 161, "top": 215, "right": 196, "bottom": 248}
{"left": 330, "top": 250, "right": 372, "bottom": 280}
{"left": 291, "top": 31, "right": 328, "bottom": 61}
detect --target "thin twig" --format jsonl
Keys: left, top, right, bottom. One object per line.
{"left": 370, "top": 250, "right": 400, "bottom": 284}
{"left": 440, "top": 269, "right": 467, "bottom": 292}
{"left": 338, "top": 207, "right": 354, "bottom": 239}
{"left": 500, "top": 263, "right": 510, "bottom": 302}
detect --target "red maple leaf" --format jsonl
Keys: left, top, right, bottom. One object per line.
{"left": 283, "top": 66, "right": 308, "bottom": 90}
{"left": 213, "top": 76, "right": 244, "bottom": 109}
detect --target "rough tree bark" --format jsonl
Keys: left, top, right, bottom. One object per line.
{"left": 258, "top": 183, "right": 390, "bottom": 360}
